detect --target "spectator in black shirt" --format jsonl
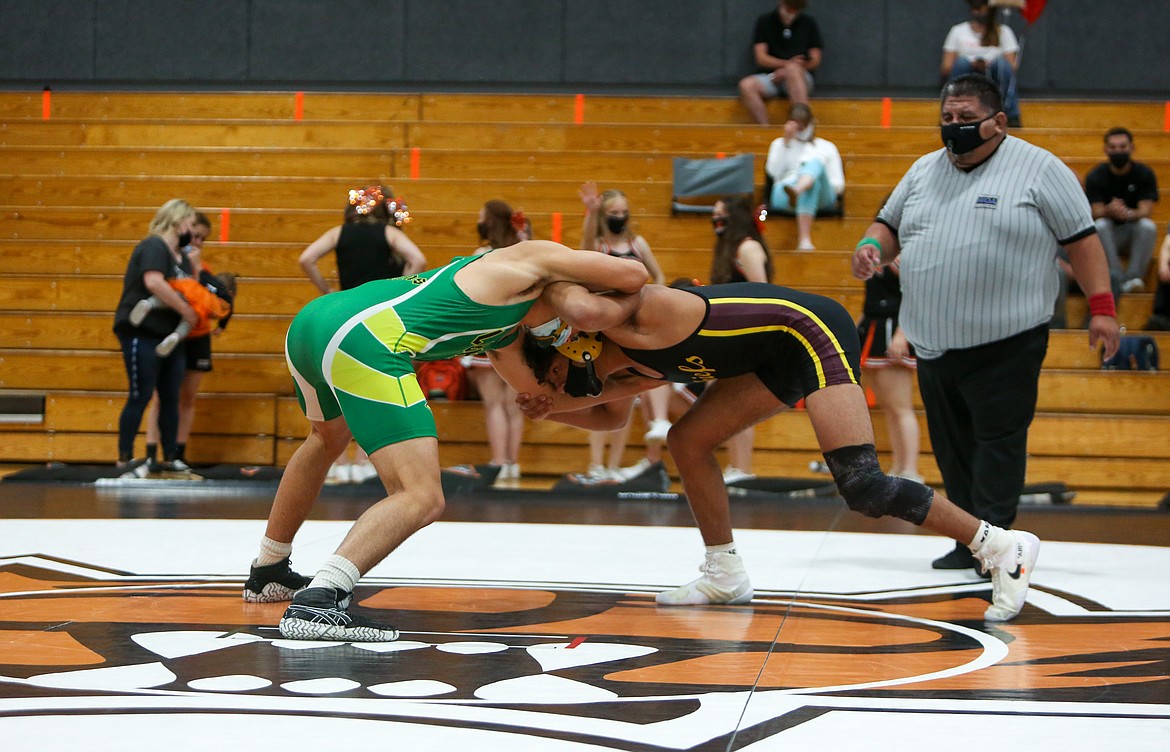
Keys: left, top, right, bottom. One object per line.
{"left": 112, "top": 199, "right": 198, "bottom": 476}
{"left": 737, "top": 0, "right": 824, "bottom": 125}
{"left": 1085, "top": 127, "right": 1160, "bottom": 294}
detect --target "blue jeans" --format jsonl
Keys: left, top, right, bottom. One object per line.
{"left": 950, "top": 56, "right": 1020, "bottom": 120}
{"left": 770, "top": 157, "right": 837, "bottom": 216}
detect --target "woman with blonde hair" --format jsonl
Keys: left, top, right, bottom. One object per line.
{"left": 577, "top": 182, "right": 672, "bottom": 482}
{"left": 112, "top": 198, "right": 199, "bottom": 476}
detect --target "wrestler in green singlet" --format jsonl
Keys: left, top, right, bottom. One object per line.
{"left": 286, "top": 253, "right": 535, "bottom": 452}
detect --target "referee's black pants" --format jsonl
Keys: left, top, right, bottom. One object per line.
{"left": 915, "top": 324, "right": 1049, "bottom": 530}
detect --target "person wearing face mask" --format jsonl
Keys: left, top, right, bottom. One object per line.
{"left": 737, "top": 0, "right": 823, "bottom": 125}
{"left": 851, "top": 74, "right": 1120, "bottom": 573}
{"left": 1084, "top": 127, "right": 1159, "bottom": 295}
{"left": 576, "top": 183, "right": 671, "bottom": 482}
{"left": 709, "top": 195, "right": 774, "bottom": 484}
{"left": 111, "top": 199, "right": 199, "bottom": 477}
{"left": 941, "top": 0, "right": 1022, "bottom": 128}
{"left": 139, "top": 212, "right": 237, "bottom": 473}
{"left": 764, "top": 102, "right": 844, "bottom": 251}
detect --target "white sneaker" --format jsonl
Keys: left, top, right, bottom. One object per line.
{"left": 617, "top": 458, "right": 652, "bottom": 481}
{"left": 505, "top": 463, "right": 521, "bottom": 480}
{"left": 1121, "top": 278, "right": 1145, "bottom": 293}
{"left": 588, "top": 464, "right": 619, "bottom": 480}
{"left": 643, "top": 419, "right": 671, "bottom": 443}
{"left": 155, "top": 332, "right": 183, "bottom": 357}
{"left": 116, "top": 458, "right": 150, "bottom": 479}
{"left": 722, "top": 466, "right": 757, "bottom": 485}
{"left": 129, "top": 298, "right": 155, "bottom": 326}
{"left": 656, "top": 551, "right": 753, "bottom": 606}
{"left": 976, "top": 529, "right": 1041, "bottom": 622}
{"left": 352, "top": 461, "right": 377, "bottom": 482}
{"left": 328, "top": 463, "right": 353, "bottom": 484}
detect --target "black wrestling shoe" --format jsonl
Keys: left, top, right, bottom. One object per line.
{"left": 242, "top": 556, "right": 311, "bottom": 603}
{"left": 931, "top": 542, "right": 977, "bottom": 570}
{"left": 278, "top": 587, "right": 399, "bottom": 642}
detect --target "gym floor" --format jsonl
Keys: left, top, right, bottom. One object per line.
{"left": 1, "top": 480, "right": 1167, "bottom": 751}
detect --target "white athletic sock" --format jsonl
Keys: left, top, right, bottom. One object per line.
{"left": 705, "top": 542, "right": 738, "bottom": 557}
{"left": 254, "top": 536, "right": 292, "bottom": 567}
{"left": 968, "top": 521, "right": 994, "bottom": 555}
{"left": 308, "top": 554, "right": 362, "bottom": 594}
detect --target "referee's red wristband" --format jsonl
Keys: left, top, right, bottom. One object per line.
{"left": 1087, "top": 292, "right": 1116, "bottom": 318}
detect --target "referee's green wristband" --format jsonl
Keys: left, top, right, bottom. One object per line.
{"left": 855, "top": 236, "right": 882, "bottom": 253}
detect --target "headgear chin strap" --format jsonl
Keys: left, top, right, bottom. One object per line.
{"left": 563, "top": 355, "right": 603, "bottom": 398}
{"left": 555, "top": 331, "right": 605, "bottom": 398}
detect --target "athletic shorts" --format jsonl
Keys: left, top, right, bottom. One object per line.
{"left": 285, "top": 307, "right": 436, "bottom": 454}
{"left": 750, "top": 70, "right": 816, "bottom": 99}
{"left": 858, "top": 315, "right": 916, "bottom": 370}
{"left": 185, "top": 334, "right": 213, "bottom": 372}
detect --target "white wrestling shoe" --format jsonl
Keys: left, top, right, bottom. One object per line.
{"left": 656, "top": 551, "right": 753, "bottom": 606}
{"left": 976, "top": 528, "right": 1041, "bottom": 622}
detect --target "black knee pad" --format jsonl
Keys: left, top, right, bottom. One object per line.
{"left": 822, "top": 444, "right": 933, "bottom": 525}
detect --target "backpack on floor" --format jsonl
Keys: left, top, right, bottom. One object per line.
{"left": 1101, "top": 335, "right": 1158, "bottom": 371}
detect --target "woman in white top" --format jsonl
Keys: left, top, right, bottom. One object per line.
{"left": 764, "top": 102, "right": 844, "bottom": 251}
{"left": 941, "top": 0, "right": 1021, "bottom": 125}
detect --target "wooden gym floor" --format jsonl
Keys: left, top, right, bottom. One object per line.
{"left": 0, "top": 480, "right": 1167, "bottom": 751}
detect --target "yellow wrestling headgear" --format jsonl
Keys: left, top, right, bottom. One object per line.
{"left": 555, "top": 330, "right": 604, "bottom": 364}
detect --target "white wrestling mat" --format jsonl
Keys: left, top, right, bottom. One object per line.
{"left": 0, "top": 519, "right": 1167, "bottom": 751}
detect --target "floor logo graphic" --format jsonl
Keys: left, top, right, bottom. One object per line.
{"left": 1, "top": 555, "right": 1167, "bottom": 750}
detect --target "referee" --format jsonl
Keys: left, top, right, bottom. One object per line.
{"left": 852, "top": 74, "right": 1120, "bottom": 572}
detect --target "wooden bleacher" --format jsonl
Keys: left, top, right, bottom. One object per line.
{"left": 0, "top": 91, "right": 1167, "bottom": 507}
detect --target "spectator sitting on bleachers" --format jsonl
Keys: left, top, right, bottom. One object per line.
{"left": 764, "top": 102, "right": 844, "bottom": 251}
{"left": 941, "top": 0, "right": 1022, "bottom": 127}
{"left": 737, "top": 0, "right": 823, "bottom": 126}
{"left": 1085, "top": 127, "right": 1160, "bottom": 296}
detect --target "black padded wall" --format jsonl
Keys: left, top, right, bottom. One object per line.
{"left": 0, "top": 0, "right": 1160, "bottom": 98}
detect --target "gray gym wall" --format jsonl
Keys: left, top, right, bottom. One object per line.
{"left": 0, "top": 0, "right": 1164, "bottom": 97}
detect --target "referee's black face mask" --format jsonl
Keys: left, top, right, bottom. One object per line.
{"left": 940, "top": 114, "right": 998, "bottom": 155}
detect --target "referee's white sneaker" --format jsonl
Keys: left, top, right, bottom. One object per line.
{"left": 656, "top": 552, "right": 753, "bottom": 606}
{"left": 975, "top": 529, "right": 1041, "bottom": 622}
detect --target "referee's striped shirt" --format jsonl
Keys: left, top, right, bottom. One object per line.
{"left": 877, "top": 136, "right": 1095, "bottom": 359}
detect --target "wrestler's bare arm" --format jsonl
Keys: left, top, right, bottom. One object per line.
{"left": 487, "top": 337, "right": 659, "bottom": 421}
